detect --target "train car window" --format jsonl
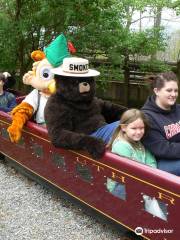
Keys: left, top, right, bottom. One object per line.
{"left": 0, "top": 128, "right": 9, "bottom": 140}
{"left": 52, "top": 153, "right": 66, "bottom": 170}
{"left": 18, "top": 137, "right": 25, "bottom": 145}
{"left": 76, "top": 163, "right": 93, "bottom": 183}
{"left": 17, "top": 136, "right": 25, "bottom": 148}
{"left": 106, "top": 177, "right": 126, "bottom": 200}
{"left": 142, "top": 194, "right": 168, "bottom": 221}
{"left": 30, "top": 142, "right": 44, "bottom": 158}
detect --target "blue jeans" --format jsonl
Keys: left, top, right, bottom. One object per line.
{"left": 158, "top": 159, "right": 180, "bottom": 176}
{"left": 90, "top": 121, "right": 119, "bottom": 144}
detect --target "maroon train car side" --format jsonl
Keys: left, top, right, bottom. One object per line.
{"left": 0, "top": 109, "right": 179, "bottom": 240}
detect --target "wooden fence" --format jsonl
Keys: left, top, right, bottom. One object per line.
{"left": 92, "top": 60, "right": 179, "bottom": 108}
{"left": 96, "top": 81, "right": 150, "bottom": 108}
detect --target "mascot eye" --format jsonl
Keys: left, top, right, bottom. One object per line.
{"left": 40, "top": 67, "right": 54, "bottom": 81}
{"left": 43, "top": 72, "right": 49, "bottom": 78}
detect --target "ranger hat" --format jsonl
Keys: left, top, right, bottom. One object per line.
{"left": 51, "top": 57, "right": 100, "bottom": 77}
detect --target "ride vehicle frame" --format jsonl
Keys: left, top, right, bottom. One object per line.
{"left": 0, "top": 97, "right": 179, "bottom": 240}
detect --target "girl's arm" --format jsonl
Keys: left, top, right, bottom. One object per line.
{"left": 111, "top": 140, "right": 133, "bottom": 159}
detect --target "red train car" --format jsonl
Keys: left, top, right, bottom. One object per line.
{"left": 0, "top": 109, "right": 179, "bottom": 240}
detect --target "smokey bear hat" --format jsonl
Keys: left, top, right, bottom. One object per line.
{"left": 51, "top": 57, "right": 100, "bottom": 77}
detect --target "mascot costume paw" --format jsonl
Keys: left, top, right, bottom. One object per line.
{"left": 45, "top": 57, "right": 127, "bottom": 159}
{"left": 7, "top": 34, "right": 75, "bottom": 143}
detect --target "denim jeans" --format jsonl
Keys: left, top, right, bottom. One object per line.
{"left": 158, "top": 159, "right": 180, "bottom": 176}
{"left": 90, "top": 121, "right": 119, "bottom": 144}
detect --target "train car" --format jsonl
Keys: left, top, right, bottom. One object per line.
{"left": 0, "top": 96, "right": 179, "bottom": 240}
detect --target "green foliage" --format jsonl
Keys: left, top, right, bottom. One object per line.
{"left": 0, "top": 0, "right": 69, "bottom": 79}
{"left": 172, "top": 1, "right": 180, "bottom": 18}
{"left": 95, "top": 67, "right": 110, "bottom": 92}
{"left": 95, "top": 64, "right": 124, "bottom": 92}
{"left": 139, "top": 60, "right": 171, "bottom": 72}
{"left": 0, "top": 0, "right": 177, "bottom": 91}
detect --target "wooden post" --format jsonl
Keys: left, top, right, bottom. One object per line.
{"left": 124, "top": 54, "right": 130, "bottom": 107}
{"left": 177, "top": 61, "right": 180, "bottom": 81}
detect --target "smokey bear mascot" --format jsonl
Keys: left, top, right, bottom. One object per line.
{"left": 45, "top": 57, "right": 126, "bottom": 159}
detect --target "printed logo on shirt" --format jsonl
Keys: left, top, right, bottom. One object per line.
{"left": 164, "top": 122, "right": 180, "bottom": 139}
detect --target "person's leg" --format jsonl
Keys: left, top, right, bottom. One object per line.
{"left": 90, "top": 121, "right": 119, "bottom": 144}
{"left": 157, "top": 159, "right": 180, "bottom": 176}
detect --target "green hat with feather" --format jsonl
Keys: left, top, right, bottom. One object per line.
{"left": 44, "top": 33, "right": 70, "bottom": 67}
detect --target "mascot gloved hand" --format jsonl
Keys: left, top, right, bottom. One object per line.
{"left": 7, "top": 34, "right": 75, "bottom": 143}
{"left": 45, "top": 57, "right": 127, "bottom": 160}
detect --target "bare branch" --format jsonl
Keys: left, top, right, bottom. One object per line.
{"left": 131, "top": 15, "right": 155, "bottom": 24}
{"left": 131, "top": 16, "right": 180, "bottom": 24}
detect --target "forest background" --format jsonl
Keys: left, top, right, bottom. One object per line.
{"left": 0, "top": 0, "right": 180, "bottom": 107}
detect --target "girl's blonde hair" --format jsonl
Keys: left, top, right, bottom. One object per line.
{"left": 108, "top": 109, "right": 149, "bottom": 149}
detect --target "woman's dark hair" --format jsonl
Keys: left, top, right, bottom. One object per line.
{"left": 146, "top": 71, "right": 178, "bottom": 90}
{"left": 0, "top": 73, "right": 6, "bottom": 82}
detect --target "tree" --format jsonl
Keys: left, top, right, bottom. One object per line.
{"left": 0, "top": 0, "right": 68, "bottom": 89}
{"left": 172, "top": 0, "right": 180, "bottom": 13}
{"left": 0, "top": 0, "right": 176, "bottom": 101}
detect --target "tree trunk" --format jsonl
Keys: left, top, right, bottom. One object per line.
{"left": 151, "top": 7, "right": 162, "bottom": 60}
{"left": 124, "top": 54, "right": 130, "bottom": 107}
{"left": 177, "top": 60, "right": 180, "bottom": 81}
